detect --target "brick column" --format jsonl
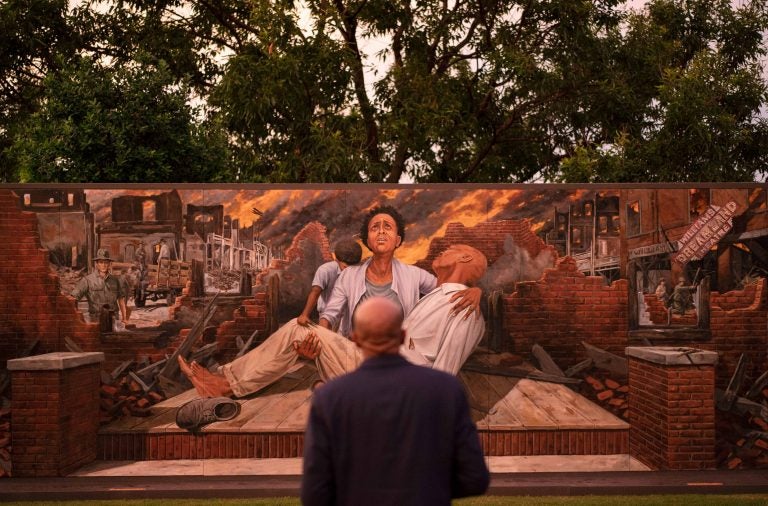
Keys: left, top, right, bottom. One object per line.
{"left": 9, "top": 352, "right": 104, "bottom": 477}
{"left": 626, "top": 346, "right": 718, "bottom": 470}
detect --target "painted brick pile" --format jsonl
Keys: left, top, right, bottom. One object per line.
{"left": 628, "top": 357, "right": 716, "bottom": 470}
{"left": 11, "top": 362, "right": 101, "bottom": 476}
{"left": 415, "top": 220, "right": 557, "bottom": 272}
{"left": 502, "top": 257, "right": 629, "bottom": 366}
{"left": 0, "top": 190, "right": 100, "bottom": 364}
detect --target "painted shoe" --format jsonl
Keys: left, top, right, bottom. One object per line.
{"left": 176, "top": 397, "right": 241, "bottom": 431}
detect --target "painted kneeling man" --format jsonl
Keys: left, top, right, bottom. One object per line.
{"left": 178, "top": 243, "right": 487, "bottom": 398}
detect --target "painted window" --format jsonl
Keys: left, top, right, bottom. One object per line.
{"left": 627, "top": 201, "right": 641, "bottom": 236}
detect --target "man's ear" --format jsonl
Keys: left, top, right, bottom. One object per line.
{"left": 396, "top": 236, "right": 402, "bottom": 247}
{"left": 350, "top": 331, "right": 363, "bottom": 349}
{"left": 458, "top": 253, "right": 472, "bottom": 263}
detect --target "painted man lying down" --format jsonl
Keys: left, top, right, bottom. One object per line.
{"left": 178, "top": 243, "right": 487, "bottom": 398}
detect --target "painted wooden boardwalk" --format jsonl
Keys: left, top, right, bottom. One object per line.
{"left": 98, "top": 354, "right": 629, "bottom": 460}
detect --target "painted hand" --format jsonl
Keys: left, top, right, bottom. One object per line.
{"left": 449, "top": 287, "right": 482, "bottom": 320}
{"left": 293, "top": 332, "right": 322, "bottom": 359}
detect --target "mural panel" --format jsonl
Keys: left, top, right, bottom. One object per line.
{"left": 0, "top": 184, "right": 767, "bottom": 477}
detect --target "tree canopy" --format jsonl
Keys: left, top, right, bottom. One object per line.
{"left": 1, "top": 0, "right": 767, "bottom": 183}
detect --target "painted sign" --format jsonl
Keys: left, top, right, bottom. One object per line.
{"left": 673, "top": 201, "right": 738, "bottom": 264}
{"left": 629, "top": 241, "right": 679, "bottom": 259}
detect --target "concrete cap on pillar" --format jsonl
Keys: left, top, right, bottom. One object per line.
{"left": 625, "top": 346, "right": 718, "bottom": 366}
{"left": 7, "top": 352, "right": 105, "bottom": 371}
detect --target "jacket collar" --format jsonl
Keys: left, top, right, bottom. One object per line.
{"left": 359, "top": 354, "right": 410, "bottom": 370}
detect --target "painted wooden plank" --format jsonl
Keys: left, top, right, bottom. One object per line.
{"left": 150, "top": 388, "right": 199, "bottom": 413}
{"left": 237, "top": 372, "right": 317, "bottom": 431}
{"left": 207, "top": 363, "right": 318, "bottom": 432}
{"left": 535, "top": 381, "right": 629, "bottom": 429}
{"left": 460, "top": 371, "right": 524, "bottom": 430}
{"left": 514, "top": 379, "right": 594, "bottom": 429}
{"left": 100, "top": 406, "right": 180, "bottom": 434}
{"left": 481, "top": 373, "right": 559, "bottom": 429}
{"left": 276, "top": 394, "right": 312, "bottom": 431}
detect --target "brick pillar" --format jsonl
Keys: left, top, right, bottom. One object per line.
{"left": 9, "top": 352, "right": 104, "bottom": 477}
{"left": 626, "top": 346, "right": 718, "bottom": 470}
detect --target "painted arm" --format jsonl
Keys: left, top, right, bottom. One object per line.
{"left": 319, "top": 270, "right": 352, "bottom": 331}
{"left": 298, "top": 286, "right": 323, "bottom": 326}
{"left": 118, "top": 298, "right": 129, "bottom": 322}
{"left": 71, "top": 278, "right": 87, "bottom": 300}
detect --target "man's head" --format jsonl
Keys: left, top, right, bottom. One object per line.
{"left": 94, "top": 248, "right": 113, "bottom": 274}
{"left": 359, "top": 206, "right": 406, "bottom": 253}
{"left": 431, "top": 244, "right": 487, "bottom": 285}
{"left": 351, "top": 297, "right": 405, "bottom": 358}
{"left": 333, "top": 239, "right": 363, "bottom": 269}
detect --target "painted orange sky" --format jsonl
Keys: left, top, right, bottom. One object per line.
{"left": 85, "top": 187, "right": 602, "bottom": 263}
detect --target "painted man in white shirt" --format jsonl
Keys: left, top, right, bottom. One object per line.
{"left": 177, "top": 243, "right": 487, "bottom": 398}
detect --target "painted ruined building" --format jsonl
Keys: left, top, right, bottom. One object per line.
{"left": 0, "top": 184, "right": 766, "bottom": 478}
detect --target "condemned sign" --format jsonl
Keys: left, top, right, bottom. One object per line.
{"left": 674, "top": 201, "right": 738, "bottom": 264}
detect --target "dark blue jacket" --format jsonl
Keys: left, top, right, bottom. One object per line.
{"left": 301, "top": 354, "right": 489, "bottom": 506}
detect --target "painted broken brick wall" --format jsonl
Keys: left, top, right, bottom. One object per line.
{"left": 502, "top": 257, "right": 629, "bottom": 366}
{"left": 416, "top": 220, "right": 557, "bottom": 273}
{"left": 0, "top": 190, "right": 100, "bottom": 364}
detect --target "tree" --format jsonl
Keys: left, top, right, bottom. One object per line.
{"left": 0, "top": 0, "right": 82, "bottom": 181}
{"left": 2, "top": 0, "right": 767, "bottom": 183}
{"left": 208, "top": 0, "right": 768, "bottom": 182}
{"left": 9, "top": 57, "right": 230, "bottom": 182}
{"left": 556, "top": 0, "right": 768, "bottom": 182}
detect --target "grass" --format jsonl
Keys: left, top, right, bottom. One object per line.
{"left": 2, "top": 496, "right": 768, "bottom": 506}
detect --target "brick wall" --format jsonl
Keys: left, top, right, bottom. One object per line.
{"left": 255, "top": 221, "right": 333, "bottom": 325}
{"left": 214, "top": 293, "right": 269, "bottom": 363}
{"left": 642, "top": 281, "right": 768, "bottom": 386}
{"left": 283, "top": 221, "right": 333, "bottom": 265}
{"left": 627, "top": 348, "right": 717, "bottom": 470}
{"left": 10, "top": 354, "right": 103, "bottom": 477}
{"left": 501, "top": 255, "right": 767, "bottom": 386}
{"left": 707, "top": 280, "right": 768, "bottom": 387}
{"left": 415, "top": 220, "right": 557, "bottom": 272}
{"left": 502, "top": 257, "right": 629, "bottom": 365}
{"left": 0, "top": 190, "right": 100, "bottom": 365}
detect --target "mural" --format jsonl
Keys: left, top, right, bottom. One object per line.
{"left": 1, "top": 184, "right": 767, "bottom": 478}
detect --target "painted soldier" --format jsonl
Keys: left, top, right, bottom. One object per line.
{"left": 71, "top": 249, "right": 128, "bottom": 324}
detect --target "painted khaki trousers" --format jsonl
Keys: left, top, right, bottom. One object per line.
{"left": 220, "top": 318, "right": 362, "bottom": 398}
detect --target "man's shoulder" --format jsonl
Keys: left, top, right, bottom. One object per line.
{"left": 392, "top": 258, "right": 431, "bottom": 277}
{"left": 317, "top": 260, "right": 338, "bottom": 272}
{"left": 314, "top": 261, "right": 339, "bottom": 279}
{"left": 335, "top": 260, "right": 368, "bottom": 281}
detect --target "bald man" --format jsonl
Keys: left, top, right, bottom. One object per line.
{"left": 178, "top": 244, "right": 487, "bottom": 398}
{"left": 301, "top": 297, "right": 490, "bottom": 505}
